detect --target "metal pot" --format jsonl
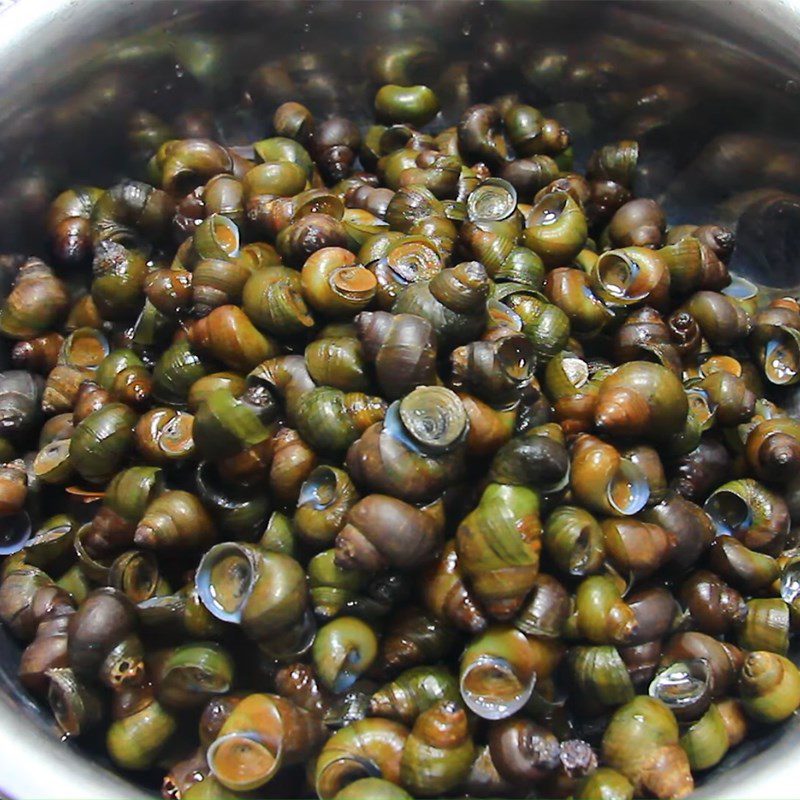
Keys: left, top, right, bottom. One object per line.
{"left": 0, "top": 0, "right": 800, "bottom": 797}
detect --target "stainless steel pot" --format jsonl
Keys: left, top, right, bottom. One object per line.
{"left": 1, "top": 0, "right": 800, "bottom": 797}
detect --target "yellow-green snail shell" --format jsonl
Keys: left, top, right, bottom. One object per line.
{"left": 738, "top": 651, "right": 800, "bottom": 724}
{"left": 570, "top": 434, "right": 650, "bottom": 517}
{"left": 207, "top": 693, "right": 326, "bottom": 791}
{"left": 315, "top": 718, "right": 409, "bottom": 800}
{"left": 602, "top": 696, "right": 693, "bottom": 799}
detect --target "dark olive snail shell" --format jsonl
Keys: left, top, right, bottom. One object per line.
{"left": 345, "top": 387, "right": 468, "bottom": 504}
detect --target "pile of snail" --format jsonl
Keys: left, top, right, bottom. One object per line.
{"left": 1, "top": 79, "right": 800, "bottom": 800}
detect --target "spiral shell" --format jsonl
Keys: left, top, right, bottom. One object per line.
{"left": 355, "top": 312, "right": 437, "bottom": 399}
{"left": 456, "top": 483, "right": 541, "bottom": 620}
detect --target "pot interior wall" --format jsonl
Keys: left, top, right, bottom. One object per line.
{"left": 1, "top": 0, "right": 800, "bottom": 796}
